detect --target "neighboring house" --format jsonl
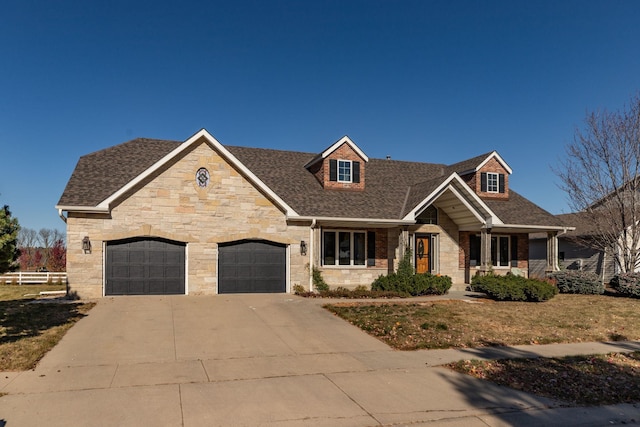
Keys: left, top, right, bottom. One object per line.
{"left": 57, "top": 129, "right": 568, "bottom": 298}
{"left": 530, "top": 212, "right": 619, "bottom": 284}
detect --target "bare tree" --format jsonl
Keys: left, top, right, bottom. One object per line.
{"left": 556, "top": 93, "right": 640, "bottom": 273}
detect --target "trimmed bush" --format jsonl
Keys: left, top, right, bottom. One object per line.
{"left": 471, "top": 274, "right": 557, "bottom": 302}
{"left": 371, "top": 272, "right": 413, "bottom": 295}
{"left": 371, "top": 272, "right": 451, "bottom": 296}
{"left": 610, "top": 273, "right": 640, "bottom": 298}
{"left": 550, "top": 270, "right": 604, "bottom": 295}
{"left": 412, "top": 273, "right": 452, "bottom": 296}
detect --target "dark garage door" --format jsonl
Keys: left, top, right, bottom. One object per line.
{"left": 218, "top": 240, "right": 286, "bottom": 293}
{"left": 106, "top": 238, "right": 185, "bottom": 295}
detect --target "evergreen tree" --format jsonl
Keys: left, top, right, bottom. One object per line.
{"left": 0, "top": 205, "right": 20, "bottom": 273}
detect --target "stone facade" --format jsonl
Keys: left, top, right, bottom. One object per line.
{"left": 66, "top": 138, "right": 309, "bottom": 298}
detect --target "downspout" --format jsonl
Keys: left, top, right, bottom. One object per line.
{"left": 58, "top": 208, "right": 67, "bottom": 223}
{"left": 309, "top": 219, "right": 316, "bottom": 292}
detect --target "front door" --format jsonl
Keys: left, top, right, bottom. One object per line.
{"left": 415, "top": 235, "right": 431, "bottom": 274}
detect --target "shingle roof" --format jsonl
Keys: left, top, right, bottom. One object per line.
{"left": 447, "top": 151, "right": 494, "bottom": 175}
{"left": 227, "top": 145, "right": 446, "bottom": 219}
{"left": 57, "top": 136, "right": 561, "bottom": 228}
{"left": 57, "top": 138, "right": 180, "bottom": 207}
{"left": 556, "top": 212, "right": 596, "bottom": 237}
{"left": 483, "top": 191, "right": 564, "bottom": 227}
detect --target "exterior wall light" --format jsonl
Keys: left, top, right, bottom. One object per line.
{"left": 300, "top": 240, "right": 307, "bottom": 256}
{"left": 82, "top": 236, "right": 92, "bottom": 254}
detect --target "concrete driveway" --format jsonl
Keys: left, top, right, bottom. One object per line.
{"left": 1, "top": 294, "right": 639, "bottom": 426}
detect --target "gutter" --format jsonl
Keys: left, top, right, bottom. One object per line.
{"left": 289, "top": 216, "right": 415, "bottom": 226}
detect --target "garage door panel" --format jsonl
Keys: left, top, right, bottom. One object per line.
{"left": 106, "top": 238, "right": 185, "bottom": 296}
{"left": 219, "top": 240, "right": 286, "bottom": 293}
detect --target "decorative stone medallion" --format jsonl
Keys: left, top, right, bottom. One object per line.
{"left": 196, "top": 167, "right": 210, "bottom": 188}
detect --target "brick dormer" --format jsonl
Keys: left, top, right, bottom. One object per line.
{"left": 459, "top": 151, "right": 512, "bottom": 200}
{"left": 305, "top": 136, "right": 368, "bottom": 190}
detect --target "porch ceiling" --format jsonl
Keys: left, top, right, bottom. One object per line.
{"left": 432, "top": 187, "right": 486, "bottom": 231}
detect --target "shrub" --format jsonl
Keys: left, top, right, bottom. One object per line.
{"left": 412, "top": 273, "right": 452, "bottom": 296}
{"left": 371, "top": 272, "right": 413, "bottom": 295}
{"left": 397, "top": 248, "right": 415, "bottom": 278}
{"left": 471, "top": 274, "right": 557, "bottom": 302}
{"left": 550, "top": 270, "right": 604, "bottom": 294}
{"left": 292, "top": 284, "right": 305, "bottom": 295}
{"left": 610, "top": 273, "right": 640, "bottom": 298}
{"left": 371, "top": 272, "right": 451, "bottom": 296}
{"left": 312, "top": 267, "right": 329, "bottom": 292}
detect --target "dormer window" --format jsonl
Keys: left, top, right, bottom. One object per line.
{"left": 481, "top": 172, "right": 505, "bottom": 194}
{"left": 329, "top": 159, "right": 361, "bottom": 183}
{"left": 338, "top": 160, "right": 351, "bottom": 182}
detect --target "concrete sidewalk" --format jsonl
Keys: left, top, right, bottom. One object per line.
{"left": 0, "top": 294, "right": 638, "bottom": 426}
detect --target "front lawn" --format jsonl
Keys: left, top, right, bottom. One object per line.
{"left": 324, "top": 294, "right": 640, "bottom": 350}
{"left": 0, "top": 285, "right": 94, "bottom": 371}
{"left": 326, "top": 294, "right": 640, "bottom": 406}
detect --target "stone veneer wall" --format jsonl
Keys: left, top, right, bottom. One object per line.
{"left": 66, "top": 138, "right": 309, "bottom": 298}
{"left": 411, "top": 209, "right": 466, "bottom": 290}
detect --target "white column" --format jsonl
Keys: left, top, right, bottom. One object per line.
{"left": 546, "top": 231, "right": 559, "bottom": 272}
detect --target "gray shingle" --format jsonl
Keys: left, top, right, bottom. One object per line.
{"left": 58, "top": 137, "right": 561, "bottom": 228}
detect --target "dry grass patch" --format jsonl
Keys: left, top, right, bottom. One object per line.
{"left": 0, "top": 285, "right": 94, "bottom": 371}
{"left": 447, "top": 352, "right": 640, "bottom": 406}
{"left": 324, "top": 294, "right": 640, "bottom": 350}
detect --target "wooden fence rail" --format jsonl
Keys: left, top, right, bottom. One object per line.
{"left": 0, "top": 272, "right": 68, "bottom": 285}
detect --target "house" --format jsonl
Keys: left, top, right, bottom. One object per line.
{"left": 56, "top": 129, "right": 568, "bottom": 298}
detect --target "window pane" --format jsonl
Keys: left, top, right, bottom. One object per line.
{"left": 323, "top": 232, "right": 335, "bottom": 265}
{"left": 499, "top": 236, "right": 509, "bottom": 266}
{"left": 487, "top": 173, "right": 498, "bottom": 192}
{"left": 469, "top": 235, "right": 480, "bottom": 266}
{"left": 339, "top": 232, "right": 351, "bottom": 265}
{"left": 490, "top": 236, "right": 498, "bottom": 266}
{"left": 367, "top": 231, "right": 376, "bottom": 266}
{"left": 354, "top": 233, "right": 365, "bottom": 265}
{"left": 338, "top": 160, "right": 351, "bottom": 182}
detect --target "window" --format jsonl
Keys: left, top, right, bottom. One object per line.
{"left": 469, "top": 234, "right": 516, "bottom": 268}
{"left": 480, "top": 172, "right": 505, "bottom": 193}
{"left": 487, "top": 173, "right": 499, "bottom": 192}
{"left": 489, "top": 236, "right": 510, "bottom": 267}
{"left": 329, "top": 159, "right": 361, "bottom": 183}
{"left": 417, "top": 205, "right": 438, "bottom": 224}
{"left": 338, "top": 160, "right": 351, "bottom": 182}
{"left": 323, "top": 230, "right": 368, "bottom": 266}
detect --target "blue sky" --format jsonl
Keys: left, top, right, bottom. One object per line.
{"left": 2, "top": 0, "right": 640, "bottom": 233}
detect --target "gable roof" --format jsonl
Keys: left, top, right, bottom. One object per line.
{"left": 448, "top": 150, "right": 513, "bottom": 175}
{"left": 303, "top": 135, "right": 369, "bottom": 168}
{"left": 57, "top": 130, "right": 561, "bottom": 230}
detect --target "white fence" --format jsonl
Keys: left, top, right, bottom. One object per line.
{"left": 0, "top": 272, "right": 68, "bottom": 285}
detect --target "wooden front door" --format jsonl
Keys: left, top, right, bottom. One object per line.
{"left": 415, "top": 235, "right": 431, "bottom": 274}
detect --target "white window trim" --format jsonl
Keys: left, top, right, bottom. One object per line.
{"left": 322, "top": 229, "right": 367, "bottom": 267}
{"left": 487, "top": 172, "right": 499, "bottom": 193}
{"left": 337, "top": 160, "right": 352, "bottom": 183}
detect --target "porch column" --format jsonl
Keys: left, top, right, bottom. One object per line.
{"left": 400, "top": 227, "right": 409, "bottom": 256}
{"left": 480, "top": 228, "right": 492, "bottom": 272}
{"left": 545, "top": 231, "right": 559, "bottom": 273}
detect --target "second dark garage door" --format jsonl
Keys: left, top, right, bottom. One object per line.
{"left": 218, "top": 240, "right": 286, "bottom": 293}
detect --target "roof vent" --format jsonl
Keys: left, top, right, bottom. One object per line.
{"left": 386, "top": 155, "right": 391, "bottom": 160}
